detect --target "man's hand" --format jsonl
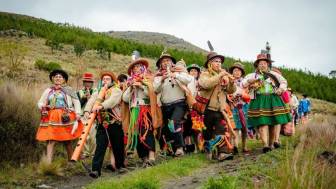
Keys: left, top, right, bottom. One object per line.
{"left": 91, "top": 105, "right": 103, "bottom": 113}
{"left": 219, "top": 70, "right": 229, "bottom": 76}
{"left": 132, "top": 81, "right": 142, "bottom": 87}
{"left": 221, "top": 76, "right": 229, "bottom": 86}
{"left": 162, "top": 73, "right": 169, "bottom": 81}
{"left": 247, "top": 78, "right": 258, "bottom": 84}
{"left": 85, "top": 92, "right": 91, "bottom": 98}
{"left": 275, "top": 88, "right": 284, "bottom": 96}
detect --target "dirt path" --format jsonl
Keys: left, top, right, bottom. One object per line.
{"left": 37, "top": 150, "right": 262, "bottom": 189}
{"left": 161, "top": 150, "right": 261, "bottom": 189}
{"left": 39, "top": 156, "right": 171, "bottom": 189}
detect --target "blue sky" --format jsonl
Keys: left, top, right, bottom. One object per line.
{"left": 1, "top": 0, "right": 335, "bottom": 75}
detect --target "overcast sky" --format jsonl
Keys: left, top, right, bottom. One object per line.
{"left": 1, "top": 0, "right": 335, "bottom": 75}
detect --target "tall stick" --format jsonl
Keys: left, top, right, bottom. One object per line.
{"left": 71, "top": 86, "right": 108, "bottom": 161}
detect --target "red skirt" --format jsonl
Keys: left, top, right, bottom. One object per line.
{"left": 36, "top": 109, "right": 83, "bottom": 141}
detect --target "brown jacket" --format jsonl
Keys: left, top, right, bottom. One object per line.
{"left": 198, "top": 71, "right": 236, "bottom": 112}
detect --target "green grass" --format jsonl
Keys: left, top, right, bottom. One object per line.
{"left": 0, "top": 146, "right": 88, "bottom": 188}
{"left": 203, "top": 175, "right": 237, "bottom": 189}
{"left": 202, "top": 115, "right": 336, "bottom": 189}
{"left": 201, "top": 136, "right": 297, "bottom": 189}
{"left": 87, "top": 154, "right": 208, "bottom": 189}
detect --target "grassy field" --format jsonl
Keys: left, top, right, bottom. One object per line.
{"left": 202, "top": 114, "right": 336, "bottom": 189}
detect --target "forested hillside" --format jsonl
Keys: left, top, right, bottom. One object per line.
{"left": 0, "top": 12, "right": 335, "bottom": 103}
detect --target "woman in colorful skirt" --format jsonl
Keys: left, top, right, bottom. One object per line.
{"left": 228, "top": 62, "right": 251, "bottom": 154}
{"left": 122, "top": 58, "right": 158, "bottom": 167}
{"left": 242, "top": 54, "right": 291, "bottom": 153}
{"left": 36, "top": 69, "right": 83, "bottom": 163}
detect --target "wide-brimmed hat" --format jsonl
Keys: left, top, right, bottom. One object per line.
{"left": 254, "top": 53, "right": 272, "bottom": 68}
{"left": 82, "top": 72, "right": 94, "bottom": 82}
{"left": 49, "top": 69, "right": 68, "bottom": 82}
{"left": 100, "top": 71, "right": 117, "bottom": 82}
{"left": 156, "top": 52, "right": 176, "bottom": 68}
{"left": 229, "top": 62, "right": 245, "bottom": 76}
{"left": 187, "top": 64, "right": 201, "bottom": 73}
{"left": 204, "top": 52, "right": 225, "bottom": 68}
{"left": 127, "top": 58, "right": 149, "bottom": 75}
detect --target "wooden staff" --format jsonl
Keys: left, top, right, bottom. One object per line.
{"left": 221, "top": 110, "right": 236, "bottom": 138}
{"left": 71, "top": 86, "right": 108, "bottom": 161}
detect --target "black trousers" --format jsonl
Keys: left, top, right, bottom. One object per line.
{"left": 92, "top": 122, "right": 125, "bottom": 174}
{"left": 136, "top": 126, "right": 155, "bottom": 159}
{"left": 161, "top": 101, "right": 186, "bottom": 149}
{"left": 203, "top": 109, "right": 228, "bottom": 153}
{"left": 183, "top": 113, "right": 193, "bottom": 138}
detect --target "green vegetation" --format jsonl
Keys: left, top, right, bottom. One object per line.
{"left": 0, "top": 12, "right": 205, "bottom": 66}
{"left": 1, "top": 12, "right": 334, "bottom": 102}
{"left": 202, "top": 114, "right": 336, "bottom": 189}
{"left": 0, "top": 39, "right": 29, "bottom": 78}
{"left": 0, "top": 82, "right": 42, "bottom": 164}
{"left": 88, "top": 154, "right": 208, "bottom": 189}
{"left": 35, "top": 59, "right": 62, "bottom": 72}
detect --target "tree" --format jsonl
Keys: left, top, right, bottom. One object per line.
{"left": 95, "top": 39, "right": 109, "bottom": 59}
{"left": 329, "top": 70, "right": 336, "bottom": 78}
{"left": 45, "top": 35, "right": 63, "bottom": 53}
{"left": 74, "top": 39, "right": 86, "bottom": 58}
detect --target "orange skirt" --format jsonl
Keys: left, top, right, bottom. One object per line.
{"left": 36, "top": 109, "right": 83, "bottom": 141}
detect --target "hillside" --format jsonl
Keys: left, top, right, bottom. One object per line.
{"left": 0, "top": 11, "right": 336, "bottom": 103}
{"left": 0, "top": 35, "right": 156, "bottom": 88}
{"left": 107, "top": 31, "right": 206, "bottom": 53}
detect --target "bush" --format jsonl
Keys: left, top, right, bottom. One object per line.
{"left": 35, "top": 59, "right": 62, "bottom": 72}
{"left": 0, "top": 82, "right": 43, "bottom": 164}
{"left": 34, "top": 59, "right": 46, "bottom": 70}
{"left": 46, "top": 62, "right": 62, "bottom": 71}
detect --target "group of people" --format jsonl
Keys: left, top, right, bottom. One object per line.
{"left": 35, "top": 48, "right": 304, "bottom": 178}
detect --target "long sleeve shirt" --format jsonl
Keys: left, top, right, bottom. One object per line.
{"left": 38, "top": 87, "right": 81, "bottom": 116}
{"left": 242, "top": 71, "right": 288, "bottom": 99}
{"left": 153, "top": 72, "right": 192, "bottom": 104}
{"left": 122, "top": 85, "right": 150, "bottom": 107}
{"left": 84, "top": 86, "right": 122, "bottom": 112}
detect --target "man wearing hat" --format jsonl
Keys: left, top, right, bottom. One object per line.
{"left": 241, "top": 53, "right": 291, "bottom": 153}
{"left": 153, "top": 52, "right": 193, "bottom": 156}
{"left": 78, "top": 72, "right": 97, "bottom": 109}
{"left": 122, "top": 58, "right": 159, "bottom": 166}
{"left": 84, "top": 71, "right": 124, "bottom": 178}
{"left": 77, "top": 72, "right": 98, "bottom": 158}
{"left": 228, "top": 62, "right": 252, "bottom": 154}
{"left": 198, "top": 52, "right": 236, "bottom": 161}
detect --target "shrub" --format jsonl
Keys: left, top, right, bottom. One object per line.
{"left": 35, "top": 60, "right": 62, "bottom": 72}
{"left": 0, "top": 82, "right": 44, "bottom": 164}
